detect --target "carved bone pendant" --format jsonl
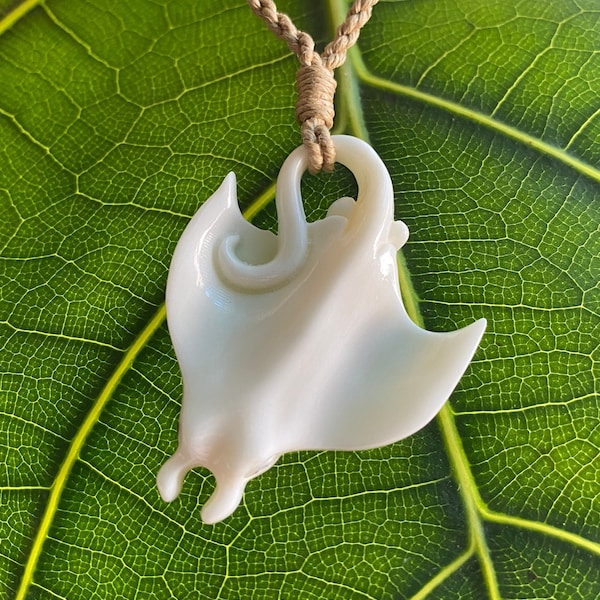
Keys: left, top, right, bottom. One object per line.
{"left": 157, "top": 135, "right": 486, "bottom": 524}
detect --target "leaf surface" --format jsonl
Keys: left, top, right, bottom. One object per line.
{"left": 1, "top": 0, "right": 598, "bottom": 598}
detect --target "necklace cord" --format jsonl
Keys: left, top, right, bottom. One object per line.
{"left": 247, "top": 0, "right": 379, "bottom": 174}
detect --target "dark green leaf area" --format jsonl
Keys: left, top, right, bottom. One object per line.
{"left": 0, "top": 490, "right": 48, "bottom": 595}
{"left": 427, "top": 559, "right": 489, "bottom": 600}
{"left": 1, "top": 0, "right": 599, "bottom": 598}
{"left": 489, "top": 525, "right": 600, "bottom": 600}
{"left": 365, "top": 87, "right": 599, "bottom": 545}
{"left": 41, "top": 455, "right": 465, "bottom": 600}
{"left": 364, "top": 0, "right": 600, "bottom": 162}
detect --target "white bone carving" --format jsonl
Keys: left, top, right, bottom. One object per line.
{"left": 157, "top": 135, "right": 486, "bottom": 524}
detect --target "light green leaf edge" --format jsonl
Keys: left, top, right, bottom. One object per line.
{"left": 4, "top": 0, "right": 599, "bottom": 598}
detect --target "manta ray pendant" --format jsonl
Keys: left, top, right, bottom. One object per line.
{"left": 157, "top": 135, "right": 486, "bottom": 524}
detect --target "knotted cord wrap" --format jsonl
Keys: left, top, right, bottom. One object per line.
{"left": 247, "top": 0, "right": 379, "bottom": 173}
{"left": 296, "top": 60, "right": 337, "bottom": 173}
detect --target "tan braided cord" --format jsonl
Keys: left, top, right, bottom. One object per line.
{"left": 247, "top": 0, "right": 379, "bottom": 173}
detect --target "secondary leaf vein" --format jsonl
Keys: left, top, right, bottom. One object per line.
{"left": 351, "top": 53, "right": 600, "bottom": 185}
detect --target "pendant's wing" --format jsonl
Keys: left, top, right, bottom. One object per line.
{"left": 166, "top": 173, "right": 277, "bottom": 378}
{"left": 270, "top": 233, "right": 487, "bottom": 453}
{"left": 301, "top": 315, "right": 487, "bottom": 451}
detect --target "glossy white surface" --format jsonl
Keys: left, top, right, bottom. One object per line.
{"left": 158, "top": 135, "right": 486, "bottom": 524}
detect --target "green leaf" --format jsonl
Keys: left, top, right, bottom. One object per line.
{"left": 1, "top": 0, "right": 598, "bottom": 598}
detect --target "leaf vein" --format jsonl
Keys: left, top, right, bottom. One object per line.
{"left": 14, "top": 304, "right": 166, "bottom": 600}
{"left": 0, "top": 0, "right": 41, "bottom": 37}
{"left": 351, "top": 53, "right": 600, "bottom": 184}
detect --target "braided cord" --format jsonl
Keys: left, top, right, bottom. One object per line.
{"left": 247, "top": 0, "right": 379, "bottom": 173}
